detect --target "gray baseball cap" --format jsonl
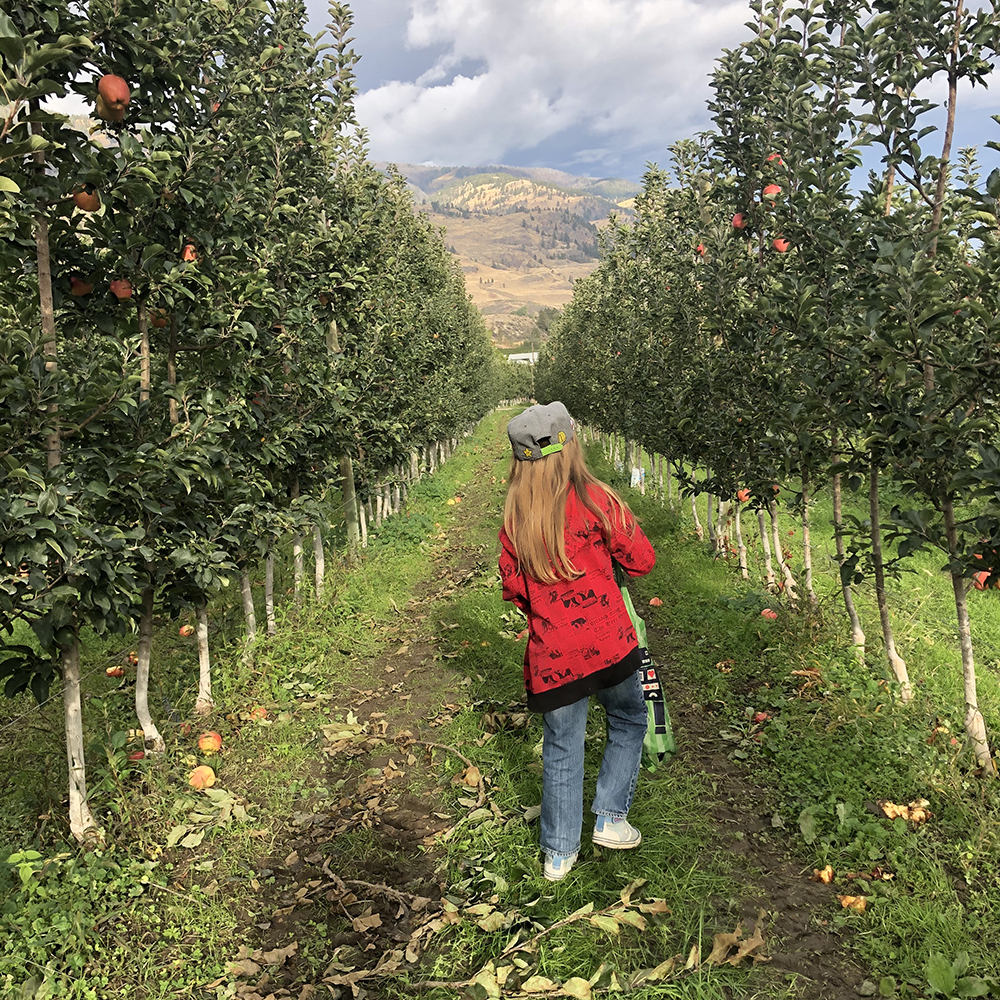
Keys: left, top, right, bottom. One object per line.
{"left": 507, "top": 401, "right": 575, "bottom": 461}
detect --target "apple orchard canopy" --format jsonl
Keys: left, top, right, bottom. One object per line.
{"left": 507, "top": 401, "right": 575, "bottom": 461}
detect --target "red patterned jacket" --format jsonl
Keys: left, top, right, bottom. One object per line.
{"left": 499, "top": 484, "right": 656, "bottom": 712}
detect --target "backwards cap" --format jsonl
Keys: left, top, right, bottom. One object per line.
{"left": 507, "top": 401, "right": 575, "bottom": 462}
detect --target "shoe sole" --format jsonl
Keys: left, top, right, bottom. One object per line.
{"left": 592, "top": 832, "right": 642, "bottom": 849}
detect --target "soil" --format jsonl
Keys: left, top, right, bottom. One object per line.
{"left": 222, "top": 449, "right": 873, "bottom": 1000}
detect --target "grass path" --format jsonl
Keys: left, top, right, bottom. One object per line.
{"left": 4, "top": 410, "right": 1000, "bottom": 999}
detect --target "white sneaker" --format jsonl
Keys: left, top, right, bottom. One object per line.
{"left": 592, "top": 816, "right": 642, "bottom": 849}
{"left": 543, "top": 852, "right": 578, "bottom": 881}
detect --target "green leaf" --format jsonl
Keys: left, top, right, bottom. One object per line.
{"left": 179, "top": 829, "right": 206, "bottom": 849}
{"left": 589, "top": 914, "right": 620, "bottom": 935}
{"left": 926, "top": 953, "right": 956, "bottom": 996}
{"left": 955, "top": 978, "right": 989, "bottom": 997}
{"left": 798, "top": 808, "right": 818, "bottom": 844}
{"left": 0, "top": 176, "right": 21, "bottom": 193}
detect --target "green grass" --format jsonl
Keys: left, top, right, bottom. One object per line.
{"left": 612, "top": 443, "right": 1000, "bottom": 996}
{"left": 5, "top": 414, "right": 1000, "bottom": 998}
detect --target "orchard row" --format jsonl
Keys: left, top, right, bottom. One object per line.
{"left": 537, "top": 0, "right": 1000, "bottom": 766}
{"left": 0, "top": 1, "right": 531, "bottom": 840}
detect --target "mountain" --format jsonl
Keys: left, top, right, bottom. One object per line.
{"left": 379, "top": 163, "right": 640, "bottom": 347}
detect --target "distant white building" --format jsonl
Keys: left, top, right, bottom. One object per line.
{"left": 507, "top": 352, "right": 539, "bottom": 365}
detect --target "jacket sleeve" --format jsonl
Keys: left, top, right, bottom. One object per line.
{"left": 607, "top": 507, "right": 656, "bottom": 578}
{"left": 498, "top": 528, "right": 529, "bottom": 611}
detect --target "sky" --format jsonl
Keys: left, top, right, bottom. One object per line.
{"left": 304, "top": 0, "right": 1000, "bottom": 183}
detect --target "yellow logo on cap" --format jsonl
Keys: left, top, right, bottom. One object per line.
{"left": 524, "top": 447, "right": 533, "bottom": 458}
{"left": 557, "top": 431, "right": 566, "bottom": 444}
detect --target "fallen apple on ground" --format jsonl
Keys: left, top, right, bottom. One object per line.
{"left": 198, "top": 731, "right": 223, "bottom": 753}
{"left": 188, "top": 765, "right": 216, "bottom": 789}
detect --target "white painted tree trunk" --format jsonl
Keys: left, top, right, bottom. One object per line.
{"left": 63, "top": 636, "right": 102, "bottom": 843}
{"left": 801, "top": 475, "right": 816, "bottom": 604}
{"left": 735, "top": 505, "right": 749, "bottom": 580}
{"left": 757, "top": 509, "right": 775, "bottom": 588}
{"left": 264, "top": 551, "right": 277, "bottom": 636}
{"left": 706, "top": 492, "right": 717, "bottom": 550}
{"left": 832, "top": 459, "right": 865, "bottom": 653}
{"left": 136, "top": 586, "right": 165, "bottom": 753}
{"left": 869, "top": 462, "right": 911, "bottom": 699}
{"left": 360, "top": 502, "right": 368, "bottom": 548}
{"left": 717, "top": 500, "right": 732, "bottom": 556}
{"left": 194, "top": 605, "right": 214, "bottom": 715}
{"left": 393, "top": 481, "right": 401, "bottom": 515}
{"left": 691, "top": 492, "right": 704, "bottom": 541}
{"left": 768, "top": 500, "right": 799, "bottom": 600}
{"left": 313, "top": 524, "right": 325, "bottom": 601}
{"left": 383, "top": 483, "right": 392, "bottom": 520}
{"left": 292, "top": 533, "right": 304, "bottom": 607}
{"left": 241, "top": 568, "right": 257, "bottom": 644}
{"left": 942, "top": 498, "right": 992, "bottom": 766}
{"left": 375, "top": 490, "right": 383, "bottom": 528}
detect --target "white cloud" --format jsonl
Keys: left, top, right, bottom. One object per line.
{"left": 354, "top": 0, "right": 753, "bottom": 173}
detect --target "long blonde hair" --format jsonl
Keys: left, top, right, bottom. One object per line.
{"left": 503, "top": 436, "right": 633, "bottom": 584}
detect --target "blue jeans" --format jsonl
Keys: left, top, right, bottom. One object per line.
{"left": 540, "top": 670, "right": 646, "bottom": 859}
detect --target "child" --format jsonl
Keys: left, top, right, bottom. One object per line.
{"left": 498, "top": 401, "right": 655, "bottom": 881}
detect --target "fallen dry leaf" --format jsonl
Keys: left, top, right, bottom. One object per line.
{"left": 812, "top": 865, "right": 834, "bottom": 884}
{"left": 837, "top": 895, "right": 867, "bottom": 912}
{"left": 877, "top": 798, "right": 932, "bottom": 824}
{"left": 648, "top": 597, "right": 663, "bottom": 606}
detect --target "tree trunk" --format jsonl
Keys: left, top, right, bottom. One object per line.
{"left": 241, "top": 567, "right": 257, "bottom": 644}
{"left": 138, "top": 302, "right": 150, "bottom": 405}
{"left": 63, "top": 636, "right": 102, "bottom": 843}
{"left": 194, "top": 604, "right": 214, "bottom": 715}
{"left": 769, "top": 500, "right": 799, "bottom": 600}
{"left": 360, "top": 501, "right": 368, "bottom": 548}
{"left": 717, "top": 500, "right": 731, "bottom": 557}
{"left": 313, "top": 524, "right": 325, "bottom": 601}
{"left": 691, "top": 492, "right": 704, "bottom": 541}
{"left": 340, "top": 454, "right": 360, "bottom": 558}
{"left": 291, "top": 476, "right": 303, "bottom": 606}
{"left": 801, "top": 472, "right": 816, "bottom": 604}
{"left": 375, "top": 488, "right": 383, "bottom": 528}
{"left": 735, "top": 505, "right": 749, "bottom": 579}
{"left": 136, "top": 585, "right": 165, "bottom": 753}
{"left": 942, "top": 497, "right": 994, "bottom": 770}
{"left": 706, "top": 491, "right": 717, "bottom": 549}
{"left": 757, "top": 508, "right": 775, "bottom": 588}
{"left": 167, "top": 315, "right": 179, "bottom": 425}
{"left": 292, "top": 533, "right": 304, "bottom": 606}
{"left": 832, "top": 442, "right": 865, "bottom": 652}
{"left": 265, "top": 550, "right": 277, "bottom": 635}
{"left": 870, "top": 462, "right": 912, "bottom": 700}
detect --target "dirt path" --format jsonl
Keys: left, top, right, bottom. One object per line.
{"left": 223, "top": 431, "right": 875, "bottom": 1000}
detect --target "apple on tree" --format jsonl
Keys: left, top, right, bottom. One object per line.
{"left": 179, "top": 624, "right": 195, "bottom": 636}
{"left": 69, "top": 276, "right": 94, "bottom": 296}
{"left": 772, "top": 237, "right": 791, "bottom": 253}
{"left": 762, "top": 184, "right": 782, "bottom": 202}
{"left": 110, "top": 279, "right": 132, "bottom": 300}
{"left": 732, "top": 213, "right": 747, "bottom": 229}
{"left": 96, "top": 74, "right": 130, "bottom": 122}
{"left": 72, "top": 185, "right": 101, "bottom": 212}
{"left": 181, "top": 243, "right": 198, "bottom": 263}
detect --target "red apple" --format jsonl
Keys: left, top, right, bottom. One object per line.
{"left": 732, "top": 213, "right": 747, "bottom": 229}
{"left": 767, "top": 153, "right": 784, "bottom": 165}
{"left": 181, "top": 243, "right": 198, "bottom": 263}
{"left": 151, "top": 308, "right": 169, "bottom": 329}
{"left": 95, "top": 75, "right": 130, "bottom": 121}
{"left": 772, "top": 238, "right": 791, "bottom": 253}
{"left": 696, "top": 243, "right": 705, "bottom": 256}
{"left": 70, "top": 276, "right": 94, "bottom": 296}
{"left": 73, "top": 185, "right": 101, "bottom": 212}
{"left": 762, "top": 184, "right": 782, "bottom": 200}
{"left": 736, "top": 488, "right": 750, "bottom": 503}
{"left": 188, "top": 765, "right": 216, "bottom": 789}
{"left": 973, "top": 571, "right": 991, "bottom": 591}
{"left": 179, "top": 624, "right": 195, "bottom": 637}
{"left": 128, "top": 750, "right": 145, "bottom": 761}
{"left": 110, "top": 279, "right": 132, "bottom": 300}
{"left": 198, "top": 731, "right": 223, "bottom": 753}
{"left": 106, "top": 665, "right": 124, "bottom": 678}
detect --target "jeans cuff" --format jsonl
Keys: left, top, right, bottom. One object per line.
{"left": 594, "top": 811, "right": 627, "bottom": 821}
{"left": 542, "top": 846, "right": 580, "bottom": 860}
